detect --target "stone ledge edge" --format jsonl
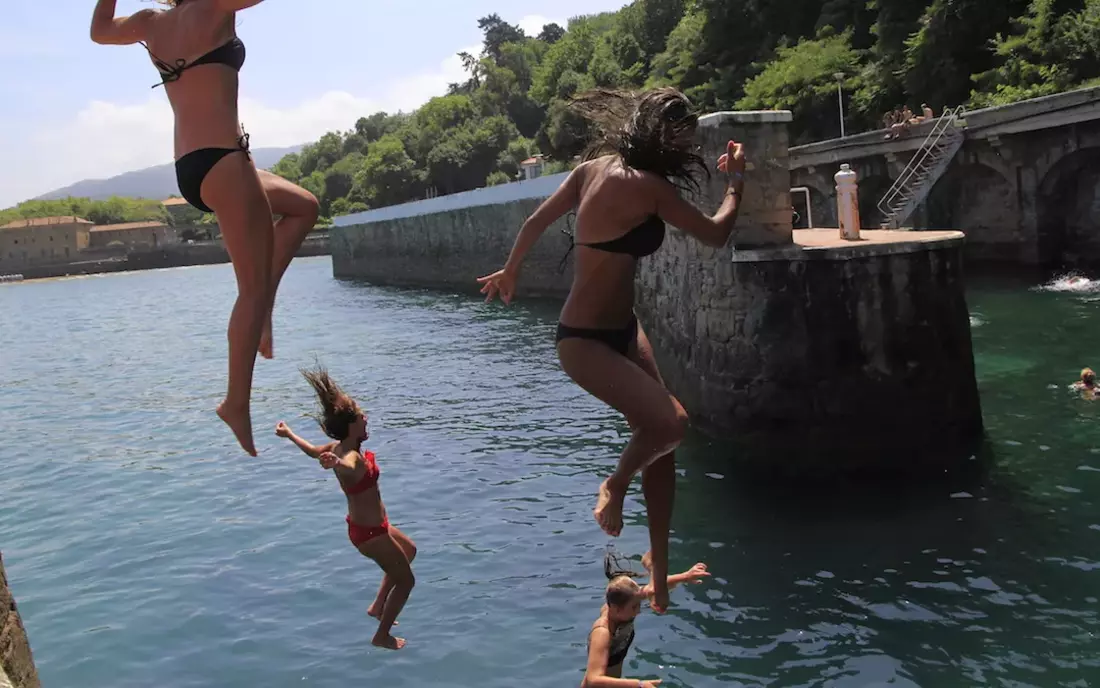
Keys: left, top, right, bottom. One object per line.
{"left": 700, "top": 110, "right": 794, "bottom": 125}
{"left": 729, "top": 232, "right": 965, "bottom": 262}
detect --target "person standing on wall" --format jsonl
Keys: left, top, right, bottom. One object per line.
{"left": 90, "top": 0, "right": 319, "bottom": 456}
{"left": 477, "top": 87, "right": 747, "bottom": 612}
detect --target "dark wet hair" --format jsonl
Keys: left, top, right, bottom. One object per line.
{"left": 570, "top": 87, "right": 707, "bottom": 194}
{"left": 604, "top": 545, "right": 645, "bottom": 581}
{"left": 301, "top": 365, "right": 362, "bottom": 440}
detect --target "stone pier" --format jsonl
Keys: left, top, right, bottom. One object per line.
{"left": 637, "top": 112, "right": 983, "bottom": 476}
{"left": 1, "top": 554, "right": 39, "bottom": 688}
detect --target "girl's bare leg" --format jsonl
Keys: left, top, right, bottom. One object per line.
{"left": 557, "top": 338, "right": 688, "bottom": 539}
{"left": 367, "top": 526, "right": 417, "bottom": 621}
{"left": 255, "top": 170, "right": 319, "bottom": 359}
{"left": 630, "top": 325, "right": 677, "bottom": 613}
{"left": 202, "top": 153, "right": 275, "bottom": 456}
{"left": 360, "top": 534, "right": 415, "bottom": 650}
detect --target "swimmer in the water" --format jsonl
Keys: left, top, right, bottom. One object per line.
{"left": 583, "top": 548, "right": 711, "bottom": 687}
{"left": 276, "top": 367, "right": 416, "bottom": 650}
{"left": 1073, "top": 367, "right": 1098, "bottom": 399}
{"left": 91, "top": 0, "right": 320, "bottom": 456}
{"left": 478, "top": 87, "right": 746, "bottom": 613}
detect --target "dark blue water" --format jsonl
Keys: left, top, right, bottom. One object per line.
{"left": 0, "top": 258, "right": 1098, "bottom": 687}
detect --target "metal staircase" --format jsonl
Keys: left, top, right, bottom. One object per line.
{"left": 877, "top": 106, "right": 965, "bottom": 229}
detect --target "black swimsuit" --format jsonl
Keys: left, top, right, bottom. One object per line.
{"left": 555, "top": 216, "right": 666, "bottom": 356}
{"left": 142, "top": 37, "right": 250, "bottom": 213}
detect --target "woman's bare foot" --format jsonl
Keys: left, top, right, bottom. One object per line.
{"left": 217, "top": 400, "right": 257, "bottom": 456}
{"left": 367, "top": 607, "right": 397, "bottom": 625}
{"left": 258, "top": 315, "right": 274, "bottom": 360}
{"left": 371, "top": 633, "right": 406, "bottom": 650}
{"left": 594, "top": 478, "right": 625, "bottom": 536}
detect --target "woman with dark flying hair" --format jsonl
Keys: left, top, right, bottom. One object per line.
{"left": 90, "top": 0, "right": 319, "bottom": 456}
{"left": 478, "top": 87, "right": 746, "bottom": 613}
{"left": 276, "top": 367, "right": 418, "bottom": 650}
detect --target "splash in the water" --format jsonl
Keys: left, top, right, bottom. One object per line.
{"left": 1036, "top": 273, "right": 1100, "bottom": 293}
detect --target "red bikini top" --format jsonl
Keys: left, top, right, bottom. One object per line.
{"left": 343, "top": 450, "right": 380, "bottom": 495}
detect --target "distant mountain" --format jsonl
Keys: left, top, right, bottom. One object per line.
{"left": 33, "top": 145, "right": 304, "bottom": 202}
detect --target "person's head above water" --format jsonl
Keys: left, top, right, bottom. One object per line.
{"left": 570, "top": 86, "right": 707, "bottom": 193}
{"left": 605, "top": 575, "right": 642, "bottom": 622}
{"left": 1082, "top": 368, "right": 1096, "bottom": 386}
{"left": 302, "top": 366, "right": 368, "bottom": 443}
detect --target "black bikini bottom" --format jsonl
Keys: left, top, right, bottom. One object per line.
{"left": 174, "top": 133, "right": 251, "bottom": 213}
{"left": 555, "top": 315, "right": 638, "bottom": 357}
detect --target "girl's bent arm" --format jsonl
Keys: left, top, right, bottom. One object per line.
{"left": 90, "top": 1, "right": 156, "bottom": 45}
{"left": 652, "top": 175, "right": 743, "bottom": 248}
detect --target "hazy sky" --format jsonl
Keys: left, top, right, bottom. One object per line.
{"left": 0, "top": 1, "right": 630, "bottom": 207}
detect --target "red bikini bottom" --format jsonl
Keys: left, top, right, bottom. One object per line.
{"left": 346, "top": 515, "right": 390, "bottom": 546}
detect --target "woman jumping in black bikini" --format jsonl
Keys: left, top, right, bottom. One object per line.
{"left": 478, "top": 87, "right": 746, "bottom": 613}
{"left": 91, "top": 0, "right": 319, "bottom": 456}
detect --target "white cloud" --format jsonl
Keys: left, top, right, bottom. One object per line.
{"left": 517, "top": 14, "right": 559, "bottom": 36}
{"left": 0, "top": 43, "right": 480, "bottom": 208}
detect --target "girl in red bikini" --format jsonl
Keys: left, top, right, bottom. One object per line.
{"left": 276, "top": 366, "right": 416, "bottom": 650}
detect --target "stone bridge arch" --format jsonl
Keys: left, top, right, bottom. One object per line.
{"left": 925, "top": 162, "right": 1019, "bottom": 261}
{"left": 1037, "top": 146, "right": 1100, "bottom": 265}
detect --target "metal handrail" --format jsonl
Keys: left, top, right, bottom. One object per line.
{"left": 790, "top": 187, "right": 814, "bottom": 229}
{"left": 877, "top": 106, "right": 964, "bottom": 223}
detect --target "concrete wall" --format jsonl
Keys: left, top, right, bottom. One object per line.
{"left": 0, "top": 554, "right": 40, "bottom": 688}
{"left": 332, "top": 198, "right": 575, "bottom": 297}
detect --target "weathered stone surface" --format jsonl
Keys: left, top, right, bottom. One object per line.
{"left": 332, "top": 198, "right": 574, "bottom": 297}
{"left": 635, "top": 232, "right": 983, "bottom": 474}
{"left": 0, "top": 553, "right": 40, "bottom": 688}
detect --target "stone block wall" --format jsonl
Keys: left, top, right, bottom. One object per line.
{"left": 0, "top": 553, "right": 39, "bottom": 688}
{"left": 694, "top": 111, "right": 795, "bottom": 247}
{"left": 332, "top": 198, "right": 574, "bottom": 298}
{"left": 636, "top": 237, "right": 983, "bottom": 474}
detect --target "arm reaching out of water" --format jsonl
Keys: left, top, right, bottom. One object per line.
{"left": 652, "top": 141, "right": 746, "bottom": 248}
{"left": 640, "top": 563, "right": 710, "bottom": 601}
{"left": 275, "top": 422, "right": 337, "bottom": 459}
{"left": 583, "top": 628, "right": 662, "bottom": 688}
{"left": 477, "top": 163, "right": 586, "bottom": 304}
{"left": 90, "top": 0, "right": 156, "bottom": 45}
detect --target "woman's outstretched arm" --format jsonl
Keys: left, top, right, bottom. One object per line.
{"left": 275, "top": 421, "right": 337, "bottom": 459}
{"left": 90, "top": 0, "right": 156, "bottom": 45}
{"left": 477, "top": 162, "right": 587, "bottom": 304}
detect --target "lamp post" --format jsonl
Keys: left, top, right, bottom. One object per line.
{"left": 834, "top": 72, "right": 846, "bottom": 139}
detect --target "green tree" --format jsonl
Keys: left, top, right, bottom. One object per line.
{"left": 738, "top": 32, "right": 866, "bottom": 144}
{"left": 352, "top": 134, "right": 424, "bottom": 208}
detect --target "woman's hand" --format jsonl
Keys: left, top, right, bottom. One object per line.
{"left": 318, "top": 451, "right": 340, "bottom": 470}
{"left": 717, "top": 140, "right": 746, "bottom": 182}
{"left": 641, "top": 680, "right": 662, "bottom": 687}
{"left": 682, "top": 563, "right": 710, "bottom": 584}
{"left": 477, "top": 267, "right": 517, "bottom": 305}
{"left": 275, "top": 421, "right": 290, "bottom": 438}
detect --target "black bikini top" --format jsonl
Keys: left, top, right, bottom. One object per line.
{"left": 580, "top": 216, "right": 666, "bottom": 258}
{"left": 142, "top": 36, "right": 246, "bottom": 89}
